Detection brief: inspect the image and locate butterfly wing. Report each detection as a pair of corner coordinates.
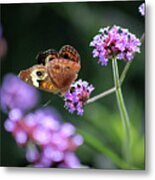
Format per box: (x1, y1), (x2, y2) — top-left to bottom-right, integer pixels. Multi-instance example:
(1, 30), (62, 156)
(19, 64), (59, 93)
(36, 49), (59, 65)
(59, 45), (80, 63)
(47, 58), (81, 95)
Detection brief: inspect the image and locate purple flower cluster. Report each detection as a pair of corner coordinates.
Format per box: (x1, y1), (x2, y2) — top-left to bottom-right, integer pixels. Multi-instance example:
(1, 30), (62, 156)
(1, 74), (83, 168)
(139, 3), (145, 16)
(0, 74), (39, 112)
(64, 79), (94, 115)
(90, 25), (141, 66)
(4, 108), (83, 168)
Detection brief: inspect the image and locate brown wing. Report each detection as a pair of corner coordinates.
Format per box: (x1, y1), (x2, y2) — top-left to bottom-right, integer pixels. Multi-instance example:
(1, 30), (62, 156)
(36, 49), (59, 65)
(46, 58), (81, 95)
(19, 64), (59, 94)
(59, 45), (80, 63)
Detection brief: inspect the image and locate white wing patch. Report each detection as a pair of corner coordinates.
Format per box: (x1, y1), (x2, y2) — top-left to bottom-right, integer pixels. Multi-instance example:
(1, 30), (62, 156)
(30, 71), (40, 87)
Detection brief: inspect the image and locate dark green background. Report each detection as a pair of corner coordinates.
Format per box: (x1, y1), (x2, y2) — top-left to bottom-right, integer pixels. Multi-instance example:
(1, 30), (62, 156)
(1, 1), (145, 169)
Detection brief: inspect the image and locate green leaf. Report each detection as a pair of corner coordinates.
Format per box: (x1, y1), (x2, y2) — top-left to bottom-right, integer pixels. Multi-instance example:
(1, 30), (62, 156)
(77, 129), (137, 169)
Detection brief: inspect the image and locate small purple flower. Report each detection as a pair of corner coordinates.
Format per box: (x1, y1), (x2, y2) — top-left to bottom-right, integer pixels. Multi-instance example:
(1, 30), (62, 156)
(90, 25), (141, 66)
(64, 79), (94, 115)
(139, 3), (145, 16)
(4, 107), (83, 168)
(0, 74), (39, 112)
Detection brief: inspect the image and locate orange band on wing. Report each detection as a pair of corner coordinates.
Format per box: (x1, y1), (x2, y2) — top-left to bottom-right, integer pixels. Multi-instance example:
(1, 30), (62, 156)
(40, 81), (59, 93)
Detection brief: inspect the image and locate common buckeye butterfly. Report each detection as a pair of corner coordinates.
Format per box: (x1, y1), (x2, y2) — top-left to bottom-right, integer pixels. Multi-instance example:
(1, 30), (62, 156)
(18, 45), (81, 96)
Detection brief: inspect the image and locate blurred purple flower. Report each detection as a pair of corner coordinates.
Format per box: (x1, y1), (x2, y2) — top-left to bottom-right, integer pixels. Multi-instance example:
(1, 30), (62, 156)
(4, 107), (83, 168)
(0, 74), (39, 112)
(90, 25), (141, 66)
(64, 152), (81, 168)
(26, 144), (40, 162)
(139, 3), (145, 16)
(64, 79), (94, 115)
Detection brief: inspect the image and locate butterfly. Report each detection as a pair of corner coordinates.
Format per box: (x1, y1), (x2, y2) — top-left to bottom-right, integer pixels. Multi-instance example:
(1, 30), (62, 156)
(18, 45), (81, 96)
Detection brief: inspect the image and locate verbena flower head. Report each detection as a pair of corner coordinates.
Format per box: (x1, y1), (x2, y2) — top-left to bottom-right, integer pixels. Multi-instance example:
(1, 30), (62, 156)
(0, 74), (39, 112)
(139, 3), (145, 16)
(90, 25), (141, 66)
(64, 79), (94, 115)
(4, 107), (83, 168)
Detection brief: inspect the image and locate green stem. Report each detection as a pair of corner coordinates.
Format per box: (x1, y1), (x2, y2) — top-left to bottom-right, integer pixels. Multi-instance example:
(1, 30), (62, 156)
(120, 61), (132, 85)
(112, 57), (131, 162)
(87, 87), (116, 104)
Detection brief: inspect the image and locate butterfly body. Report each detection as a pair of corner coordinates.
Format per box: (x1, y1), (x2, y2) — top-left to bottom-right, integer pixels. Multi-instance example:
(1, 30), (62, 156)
(19, 45), (81, 96)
